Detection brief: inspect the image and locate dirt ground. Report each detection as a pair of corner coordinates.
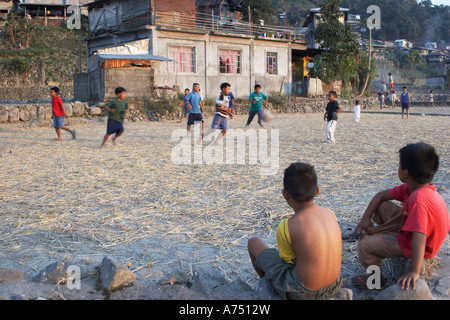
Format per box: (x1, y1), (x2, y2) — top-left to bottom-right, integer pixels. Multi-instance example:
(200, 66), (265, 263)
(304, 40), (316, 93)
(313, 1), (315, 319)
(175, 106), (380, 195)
(0, 108), (449, 298)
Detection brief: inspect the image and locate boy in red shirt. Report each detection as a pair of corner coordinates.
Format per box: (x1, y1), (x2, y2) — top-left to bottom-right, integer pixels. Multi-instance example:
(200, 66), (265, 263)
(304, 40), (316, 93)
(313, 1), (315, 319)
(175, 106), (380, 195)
(50, 87), (76, 141)
(353, 142), (449, 290)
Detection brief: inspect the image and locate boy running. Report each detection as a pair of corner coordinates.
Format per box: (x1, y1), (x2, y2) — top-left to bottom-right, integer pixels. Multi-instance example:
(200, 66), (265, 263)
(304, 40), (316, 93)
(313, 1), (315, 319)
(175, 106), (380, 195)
(50, 87), (76, 141)
(246, 85), (268, 127)
(100, 87), (129, 147)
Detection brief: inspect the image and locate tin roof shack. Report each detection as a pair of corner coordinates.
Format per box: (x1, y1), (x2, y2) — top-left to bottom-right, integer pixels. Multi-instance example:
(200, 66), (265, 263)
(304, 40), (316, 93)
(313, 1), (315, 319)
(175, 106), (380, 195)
(18, 0), (90, 26)
(0, 0), (17, 18)
(81, 0), (308, 102)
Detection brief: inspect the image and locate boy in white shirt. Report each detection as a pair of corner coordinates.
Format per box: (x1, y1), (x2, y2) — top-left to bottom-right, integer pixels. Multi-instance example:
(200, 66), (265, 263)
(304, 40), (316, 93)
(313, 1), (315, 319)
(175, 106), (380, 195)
(353, 100), (361, 123)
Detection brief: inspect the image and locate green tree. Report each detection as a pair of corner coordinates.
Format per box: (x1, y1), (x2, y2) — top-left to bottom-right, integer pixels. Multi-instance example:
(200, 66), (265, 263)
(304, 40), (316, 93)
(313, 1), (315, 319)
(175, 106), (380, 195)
(312, 0), (361, 86)
(242, 0), (277, 25)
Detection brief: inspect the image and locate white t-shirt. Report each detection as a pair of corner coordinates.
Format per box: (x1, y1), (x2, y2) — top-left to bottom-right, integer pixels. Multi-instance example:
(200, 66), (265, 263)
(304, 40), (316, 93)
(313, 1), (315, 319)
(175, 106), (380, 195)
(215, 94), (230, 118)
(354, 105), (361, 113)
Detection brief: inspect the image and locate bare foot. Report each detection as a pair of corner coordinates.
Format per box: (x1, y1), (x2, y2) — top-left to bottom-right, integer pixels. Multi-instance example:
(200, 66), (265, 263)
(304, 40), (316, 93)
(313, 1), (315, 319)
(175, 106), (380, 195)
(54, 138), (62, 141)
(112, 138), (118, 146)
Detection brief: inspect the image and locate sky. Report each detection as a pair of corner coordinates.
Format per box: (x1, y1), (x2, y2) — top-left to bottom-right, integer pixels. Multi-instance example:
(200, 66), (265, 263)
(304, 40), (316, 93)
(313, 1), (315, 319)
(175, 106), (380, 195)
(430, 0), (450, 5)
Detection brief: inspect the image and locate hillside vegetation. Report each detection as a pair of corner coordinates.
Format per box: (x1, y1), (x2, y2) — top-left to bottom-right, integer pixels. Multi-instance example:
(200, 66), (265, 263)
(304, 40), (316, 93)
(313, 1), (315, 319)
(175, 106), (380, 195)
(0, 15), (87, 87)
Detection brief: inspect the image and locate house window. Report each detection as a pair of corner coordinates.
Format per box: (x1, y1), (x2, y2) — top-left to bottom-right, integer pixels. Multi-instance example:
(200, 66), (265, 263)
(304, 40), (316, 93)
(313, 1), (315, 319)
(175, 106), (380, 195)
(219, 49), (241, 74)
(169, 46), (196, 73)
(266, 52), (278, 75)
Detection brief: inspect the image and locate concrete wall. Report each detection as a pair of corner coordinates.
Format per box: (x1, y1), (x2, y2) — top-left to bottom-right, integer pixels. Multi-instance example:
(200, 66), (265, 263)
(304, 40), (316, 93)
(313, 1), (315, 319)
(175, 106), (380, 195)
(103, 67), (155, 101)
(426, 76), (446, 89)
(151, 28), (293, 99)
(73, 73), (89, 102)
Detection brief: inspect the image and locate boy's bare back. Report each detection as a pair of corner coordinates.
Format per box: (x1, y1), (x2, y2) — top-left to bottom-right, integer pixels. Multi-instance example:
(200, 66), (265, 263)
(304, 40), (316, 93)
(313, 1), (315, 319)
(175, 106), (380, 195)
(289, 204), (342, 290)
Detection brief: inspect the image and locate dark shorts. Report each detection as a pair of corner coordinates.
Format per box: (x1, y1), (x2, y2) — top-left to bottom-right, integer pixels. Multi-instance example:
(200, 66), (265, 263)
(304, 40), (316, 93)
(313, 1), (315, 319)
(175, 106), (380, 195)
(53, 116), (65, 129)
(106, 118), (124, 135)
(256, 248), (342, 300)
(187, 113), (203, 125)
(401, 103), (409, 110)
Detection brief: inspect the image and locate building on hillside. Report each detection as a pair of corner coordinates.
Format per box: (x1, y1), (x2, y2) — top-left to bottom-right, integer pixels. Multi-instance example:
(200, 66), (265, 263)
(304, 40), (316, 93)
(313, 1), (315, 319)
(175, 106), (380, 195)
(394, 39), (413, 50)
(77, 0), (311, 102)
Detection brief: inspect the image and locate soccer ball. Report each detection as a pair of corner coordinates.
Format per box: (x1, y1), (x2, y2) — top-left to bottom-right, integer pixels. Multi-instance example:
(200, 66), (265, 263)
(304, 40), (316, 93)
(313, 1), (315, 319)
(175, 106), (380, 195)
(261, 110), (273, 122)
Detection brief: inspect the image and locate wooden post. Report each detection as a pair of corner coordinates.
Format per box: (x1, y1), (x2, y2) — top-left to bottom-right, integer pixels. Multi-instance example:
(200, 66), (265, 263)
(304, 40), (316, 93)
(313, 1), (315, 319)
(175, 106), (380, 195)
(360, 27), (372, 96)
(44, 6), (47, 26)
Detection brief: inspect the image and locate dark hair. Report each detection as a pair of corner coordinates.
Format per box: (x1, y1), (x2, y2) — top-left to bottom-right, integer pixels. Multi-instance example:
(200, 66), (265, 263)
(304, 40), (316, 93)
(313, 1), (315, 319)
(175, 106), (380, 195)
(115, 87), (126, 95)
(403, 86), (407, 89)
(329, 91), (337, 97)
(399, 142), (439, 184)
(355, 100), (360, 105)
(283, 163), (318, 203)
(220, 82), (231, 90)
(50, 86), (60, 94)
(254, 84), (261, 90)
(185, 88), (190, 92)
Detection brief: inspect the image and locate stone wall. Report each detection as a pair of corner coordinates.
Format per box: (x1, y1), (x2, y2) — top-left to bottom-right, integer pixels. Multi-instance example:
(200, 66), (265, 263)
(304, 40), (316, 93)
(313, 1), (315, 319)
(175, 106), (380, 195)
(0, 101), (90, 123)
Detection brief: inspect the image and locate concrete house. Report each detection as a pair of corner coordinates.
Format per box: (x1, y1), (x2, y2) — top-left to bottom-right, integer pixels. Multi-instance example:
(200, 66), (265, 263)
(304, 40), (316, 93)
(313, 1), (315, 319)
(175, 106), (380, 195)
(77, 0), (309, 102)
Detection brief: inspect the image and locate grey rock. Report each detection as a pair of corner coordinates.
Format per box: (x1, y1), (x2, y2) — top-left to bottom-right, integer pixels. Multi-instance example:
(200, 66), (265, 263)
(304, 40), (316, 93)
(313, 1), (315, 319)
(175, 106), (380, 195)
(63, 103), (73, 117)
(19, 108), (31, 122)
(88, 107), (102, 115)
(254, 277), (284, 300)
(8, 107), (19, 122)
(37, 106), (52, 120)
(434, 277), (450, 297)
(374, 278), (432, 300)
(98, 256), (136, 292)
(0, 109), (8, 123)
(32, 262), (67, 284)
(72, 101), (86, 117)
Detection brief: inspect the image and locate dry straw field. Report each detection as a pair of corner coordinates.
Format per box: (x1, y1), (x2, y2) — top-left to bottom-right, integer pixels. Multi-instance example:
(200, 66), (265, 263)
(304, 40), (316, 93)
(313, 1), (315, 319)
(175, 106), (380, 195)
(0, 110), (449, 285)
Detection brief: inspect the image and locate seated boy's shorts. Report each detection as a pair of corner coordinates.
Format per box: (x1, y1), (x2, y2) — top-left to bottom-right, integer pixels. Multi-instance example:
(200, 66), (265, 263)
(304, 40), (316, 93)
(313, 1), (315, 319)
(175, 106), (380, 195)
(53, 116), (65, 129)
(106, 118), (125, 135)
(187, 113), (204, 125)
(256, 248), (342, 300)
(211, 114), (228, 130)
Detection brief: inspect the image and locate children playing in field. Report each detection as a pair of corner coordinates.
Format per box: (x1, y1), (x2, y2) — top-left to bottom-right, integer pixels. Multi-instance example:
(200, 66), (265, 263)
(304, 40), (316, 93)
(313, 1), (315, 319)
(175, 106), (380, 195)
(50, 87), (76, 141)
(100, 87), (129, 148)
(248, 162), (343, 300)
(197, 82), (234, 145)
(353, 100), (361, 123)
(246, 84), (268, 127)
(178, 88), (190, 123)
(353, 142), (449, 290)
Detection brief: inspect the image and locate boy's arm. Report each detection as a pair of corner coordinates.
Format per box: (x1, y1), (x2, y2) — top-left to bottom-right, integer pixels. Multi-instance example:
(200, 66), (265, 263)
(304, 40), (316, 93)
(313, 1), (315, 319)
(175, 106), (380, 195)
(355, 189), (392, 235)
(336, 105), (342, 114)
(397, 232), (426, 290)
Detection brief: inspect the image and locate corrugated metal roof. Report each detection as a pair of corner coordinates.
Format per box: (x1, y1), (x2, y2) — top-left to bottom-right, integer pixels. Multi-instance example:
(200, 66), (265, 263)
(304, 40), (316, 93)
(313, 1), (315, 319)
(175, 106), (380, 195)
(97, 54), (173, 62)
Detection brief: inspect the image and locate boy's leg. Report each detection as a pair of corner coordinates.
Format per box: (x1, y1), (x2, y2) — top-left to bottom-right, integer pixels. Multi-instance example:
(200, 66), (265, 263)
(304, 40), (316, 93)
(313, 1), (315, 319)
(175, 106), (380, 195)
(54, 127), (62, 141)
(248, 237), (270, 278)
(256, 109), (264, 127)
(246, 111), (257, 126)
(112, 130), (124, 146)
(327, 120), (336, 143)
(357, 232), (405, 269)
(101, 134), (111, 147)
(61, 126), (76, 140)
(213, 129), (227, 144)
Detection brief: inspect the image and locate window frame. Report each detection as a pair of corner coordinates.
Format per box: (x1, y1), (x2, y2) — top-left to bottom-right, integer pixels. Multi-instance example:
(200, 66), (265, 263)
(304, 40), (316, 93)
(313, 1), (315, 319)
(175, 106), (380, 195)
(168, 45), (196, 74)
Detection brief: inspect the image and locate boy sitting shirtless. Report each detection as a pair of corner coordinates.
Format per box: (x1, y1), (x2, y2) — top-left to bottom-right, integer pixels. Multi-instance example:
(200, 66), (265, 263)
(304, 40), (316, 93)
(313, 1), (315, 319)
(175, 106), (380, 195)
(248, 162), (343, 300)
